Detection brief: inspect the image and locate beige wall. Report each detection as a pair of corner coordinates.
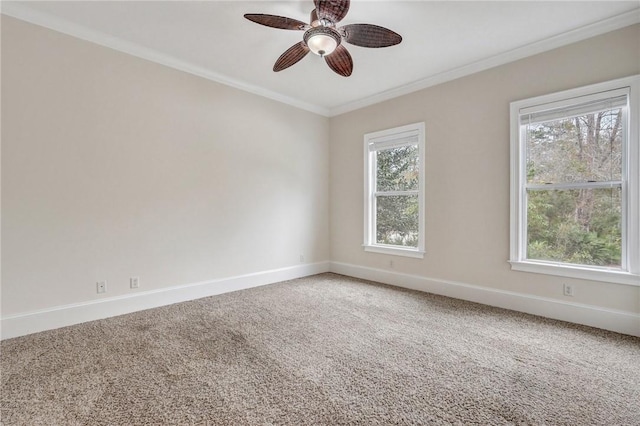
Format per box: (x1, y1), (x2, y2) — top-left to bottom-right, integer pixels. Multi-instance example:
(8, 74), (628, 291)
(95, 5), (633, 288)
(330, 24), (640, 314)
(1, 16), (330, 315)
(2, 15), (639, 324)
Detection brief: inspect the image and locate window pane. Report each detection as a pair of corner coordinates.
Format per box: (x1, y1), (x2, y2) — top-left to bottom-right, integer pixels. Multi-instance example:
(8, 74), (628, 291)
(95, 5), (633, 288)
(527, 188), (621, 267)
(376, 145), (419, 191)
(376, 195), (418, 247)
(526, 107), (622, 184)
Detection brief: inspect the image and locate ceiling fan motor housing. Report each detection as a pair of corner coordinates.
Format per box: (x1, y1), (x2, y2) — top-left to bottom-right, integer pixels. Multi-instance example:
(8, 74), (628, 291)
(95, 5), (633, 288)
(303, 26), (341, 56)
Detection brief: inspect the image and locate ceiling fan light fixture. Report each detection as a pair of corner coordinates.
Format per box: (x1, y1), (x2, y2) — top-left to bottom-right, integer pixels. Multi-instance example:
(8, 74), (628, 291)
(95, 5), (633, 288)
(245, 0), (401, 77)
(304, 26), (340, 57)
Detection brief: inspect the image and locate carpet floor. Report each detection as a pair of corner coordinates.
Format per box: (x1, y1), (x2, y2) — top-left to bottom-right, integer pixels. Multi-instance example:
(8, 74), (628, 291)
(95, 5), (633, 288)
(1, 273), (639, 425)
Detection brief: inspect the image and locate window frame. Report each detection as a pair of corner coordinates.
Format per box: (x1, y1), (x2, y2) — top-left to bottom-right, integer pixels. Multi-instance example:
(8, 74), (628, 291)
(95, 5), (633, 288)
(509, 75), (639, 286)
(363, 122), (425, 258)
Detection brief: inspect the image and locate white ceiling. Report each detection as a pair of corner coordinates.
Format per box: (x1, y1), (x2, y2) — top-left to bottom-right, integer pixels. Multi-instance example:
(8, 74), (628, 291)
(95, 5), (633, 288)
(3, 1), (639, 116)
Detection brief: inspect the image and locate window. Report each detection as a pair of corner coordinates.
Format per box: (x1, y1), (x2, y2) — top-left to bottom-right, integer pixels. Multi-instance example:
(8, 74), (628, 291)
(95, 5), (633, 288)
(510, 76), (639, 285)
(364, 122), (425, 258)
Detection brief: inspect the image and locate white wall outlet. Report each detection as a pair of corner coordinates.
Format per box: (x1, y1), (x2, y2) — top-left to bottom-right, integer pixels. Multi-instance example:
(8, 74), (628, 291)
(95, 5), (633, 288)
(299, 254), (304, 263)
(389, 259), (394, 268)
(130, 277), (140, 289)
(563, 283), (574, 297)
(96, 281), (107, 294)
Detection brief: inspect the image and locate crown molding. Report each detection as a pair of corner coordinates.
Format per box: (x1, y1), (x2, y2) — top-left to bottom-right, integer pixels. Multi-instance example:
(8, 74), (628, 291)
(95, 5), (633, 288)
(0, 2), (331, 117)
(2, 3), (638, 118)
(328, 8), (640, 117)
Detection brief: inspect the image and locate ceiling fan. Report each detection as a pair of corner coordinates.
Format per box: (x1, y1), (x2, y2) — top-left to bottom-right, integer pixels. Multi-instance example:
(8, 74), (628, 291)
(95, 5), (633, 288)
(244, 0), (402, 77)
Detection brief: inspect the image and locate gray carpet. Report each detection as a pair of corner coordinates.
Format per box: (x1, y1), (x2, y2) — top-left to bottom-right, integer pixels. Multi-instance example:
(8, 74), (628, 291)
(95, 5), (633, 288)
(1, 273), (639, 425)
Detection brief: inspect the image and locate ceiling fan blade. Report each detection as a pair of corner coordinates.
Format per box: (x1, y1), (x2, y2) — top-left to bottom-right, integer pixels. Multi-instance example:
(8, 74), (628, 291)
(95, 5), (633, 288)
(244, 14), (309, 30)
(341, 24), (402, 48)
(314, 0), (350, 23)
(325, 44), (352, 77)
(273, 42), (311, 72)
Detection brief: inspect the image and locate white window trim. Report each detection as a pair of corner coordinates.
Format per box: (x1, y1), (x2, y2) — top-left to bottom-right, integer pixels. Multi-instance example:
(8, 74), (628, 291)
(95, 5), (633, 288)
(363, 122), (425, 258)
(509, 75), (640, 286)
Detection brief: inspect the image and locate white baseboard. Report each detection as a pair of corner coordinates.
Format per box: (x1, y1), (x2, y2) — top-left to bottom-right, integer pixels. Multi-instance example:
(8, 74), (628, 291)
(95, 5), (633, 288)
(1, 262), (330, 340)
(4, 261), (637, 340)
(330, 262), (640, 337)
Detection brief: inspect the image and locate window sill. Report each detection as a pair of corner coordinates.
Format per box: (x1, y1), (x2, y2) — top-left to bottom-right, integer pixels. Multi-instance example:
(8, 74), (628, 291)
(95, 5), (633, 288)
(509, 260), (640, 286)
(363, 244), (425, 259)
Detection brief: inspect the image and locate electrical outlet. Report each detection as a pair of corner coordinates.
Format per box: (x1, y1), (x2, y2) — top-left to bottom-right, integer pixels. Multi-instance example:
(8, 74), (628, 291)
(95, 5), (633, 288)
(389, 260), (394, 268)
(299, 254), (304, 263)
(563, 283), (574, 297)
(130, 277), (140, 289)
(97, 281), (107, 294)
